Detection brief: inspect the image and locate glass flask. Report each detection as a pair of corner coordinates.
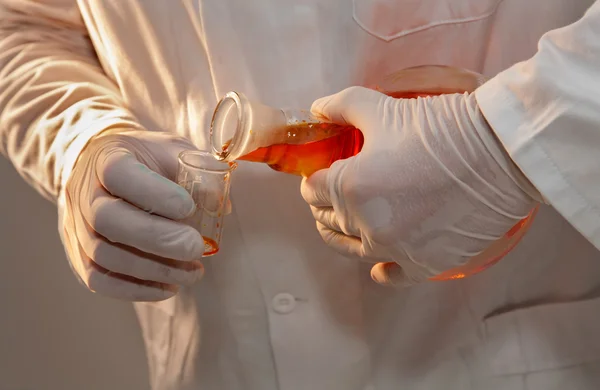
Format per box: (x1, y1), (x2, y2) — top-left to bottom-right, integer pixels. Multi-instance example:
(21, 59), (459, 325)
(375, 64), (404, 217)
(209, 65), (539, 280)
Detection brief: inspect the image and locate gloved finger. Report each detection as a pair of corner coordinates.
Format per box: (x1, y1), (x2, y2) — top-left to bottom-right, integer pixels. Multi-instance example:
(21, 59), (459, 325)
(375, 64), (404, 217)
(310, 205), (346, 235)
(89, 262), (180, 302)
(75, 212), (204, 286)
(370, 262), (429, 287)
(301, 170), (332, 207)
(310, 86), (386, 130)
(95, 242), (205, 287)
(316, 222), (380, 264)
(72, 238), (178, 302)
(315, 221), (368, 260)
(83, 190), (205, 262)
(97, 147), (196, 221)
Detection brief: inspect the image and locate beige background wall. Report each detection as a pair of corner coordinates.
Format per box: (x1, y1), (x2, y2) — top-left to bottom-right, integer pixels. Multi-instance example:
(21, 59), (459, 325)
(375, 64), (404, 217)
(0, 157), (149, 389)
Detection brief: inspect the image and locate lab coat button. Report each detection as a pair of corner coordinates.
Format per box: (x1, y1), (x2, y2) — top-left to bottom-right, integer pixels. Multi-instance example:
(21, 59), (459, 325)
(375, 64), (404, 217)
(271, 293), (296, 314)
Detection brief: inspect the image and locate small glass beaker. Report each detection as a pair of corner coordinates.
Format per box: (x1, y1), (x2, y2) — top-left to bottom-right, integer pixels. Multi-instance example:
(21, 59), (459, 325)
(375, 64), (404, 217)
(177, 151), (237, 256)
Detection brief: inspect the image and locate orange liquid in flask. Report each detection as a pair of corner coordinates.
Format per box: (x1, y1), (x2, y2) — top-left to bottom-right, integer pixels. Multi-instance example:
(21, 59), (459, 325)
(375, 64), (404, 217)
(235, 91), (435, 177)
(238, 123), (363, 177)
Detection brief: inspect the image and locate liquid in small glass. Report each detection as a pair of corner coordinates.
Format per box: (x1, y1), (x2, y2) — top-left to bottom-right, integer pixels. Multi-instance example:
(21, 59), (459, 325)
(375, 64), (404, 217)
(177, 151), (237, 257)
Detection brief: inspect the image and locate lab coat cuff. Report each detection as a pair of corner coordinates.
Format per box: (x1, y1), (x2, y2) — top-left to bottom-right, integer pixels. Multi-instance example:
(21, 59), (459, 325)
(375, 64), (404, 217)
(475, 76), (600, 246)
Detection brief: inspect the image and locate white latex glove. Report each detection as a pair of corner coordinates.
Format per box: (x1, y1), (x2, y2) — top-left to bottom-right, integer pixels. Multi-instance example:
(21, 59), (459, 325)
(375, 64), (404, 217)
(60, 128), (227, 301)
(301, 87), (541, 287)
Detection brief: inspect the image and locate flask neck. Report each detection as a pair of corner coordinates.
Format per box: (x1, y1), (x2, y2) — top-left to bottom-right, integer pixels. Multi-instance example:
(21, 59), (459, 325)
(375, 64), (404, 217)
(210, 91), (320, 161)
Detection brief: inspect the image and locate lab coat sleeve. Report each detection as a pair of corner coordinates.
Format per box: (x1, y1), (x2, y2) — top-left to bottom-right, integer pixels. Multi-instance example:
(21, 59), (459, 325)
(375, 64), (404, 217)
(0, 0), (141, 202)
(475, 0), (600, 249)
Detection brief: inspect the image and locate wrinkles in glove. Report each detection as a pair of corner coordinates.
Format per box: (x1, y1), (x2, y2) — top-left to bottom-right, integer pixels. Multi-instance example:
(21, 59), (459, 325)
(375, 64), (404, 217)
(301, 87), (541, 287)
(60, 129), (229, 301)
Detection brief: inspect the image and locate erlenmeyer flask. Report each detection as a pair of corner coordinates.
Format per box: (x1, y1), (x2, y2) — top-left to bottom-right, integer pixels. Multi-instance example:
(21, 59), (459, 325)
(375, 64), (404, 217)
(209, 65), (539, 281)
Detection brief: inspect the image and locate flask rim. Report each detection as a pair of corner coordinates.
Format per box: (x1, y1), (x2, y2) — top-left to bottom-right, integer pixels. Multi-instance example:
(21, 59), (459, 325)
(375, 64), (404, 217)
(373, 64), (487, 95)
(210, 91), (245, 161)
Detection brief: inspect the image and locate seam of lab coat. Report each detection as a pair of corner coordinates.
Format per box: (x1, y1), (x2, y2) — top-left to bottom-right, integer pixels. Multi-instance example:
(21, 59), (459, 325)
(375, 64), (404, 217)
(228, 220), (283, 390)
(352, 0), (505, 42)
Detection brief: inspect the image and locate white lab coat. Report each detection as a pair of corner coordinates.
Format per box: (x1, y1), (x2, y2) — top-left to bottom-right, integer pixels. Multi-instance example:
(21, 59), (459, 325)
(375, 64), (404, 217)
(2, 0), (600, 389)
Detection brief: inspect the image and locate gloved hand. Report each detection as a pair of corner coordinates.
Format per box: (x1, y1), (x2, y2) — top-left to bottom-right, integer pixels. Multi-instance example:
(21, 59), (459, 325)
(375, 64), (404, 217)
(60, 128), (221, 301)
(301, 87), (542, 287)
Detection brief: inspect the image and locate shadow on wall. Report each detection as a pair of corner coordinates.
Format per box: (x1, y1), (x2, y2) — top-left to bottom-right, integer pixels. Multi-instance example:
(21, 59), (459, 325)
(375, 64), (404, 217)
(0, 157), (149, 390)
